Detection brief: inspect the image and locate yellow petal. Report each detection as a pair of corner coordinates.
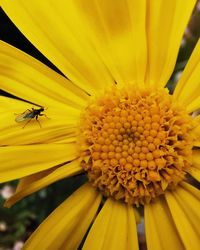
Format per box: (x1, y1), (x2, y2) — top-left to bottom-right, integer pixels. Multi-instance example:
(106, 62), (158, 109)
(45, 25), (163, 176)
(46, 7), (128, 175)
(127, 206), (140, 250)
(50, 137), (77, 145)
(145, 197), (184, 250)
(193, 141), (200, 147)
(1, 1), (114, 95)
(191, 115), (200, 145)
(186, 166), (200, 182)
(4, 159), (83, 208)
(180, 181), (200, 200)
(0, 41), (88, 108)
(73, 0), (147, 88)
(186, 149), (200, 181)
(146, 0), (195, 88)
(191, 149), (200, 168)
(0, 95), (30, 110)
(0, 97), (78, 146)
(83, 199), (139, 250)
(186, 97), (200, 113)
(165, 187), (200, 250)
(23, 183), (102, 250)
(1, 119), (77, 145)
(174, 182), (200, 238)
(0, 143), (78, 182)
(174, 39), (200, 112)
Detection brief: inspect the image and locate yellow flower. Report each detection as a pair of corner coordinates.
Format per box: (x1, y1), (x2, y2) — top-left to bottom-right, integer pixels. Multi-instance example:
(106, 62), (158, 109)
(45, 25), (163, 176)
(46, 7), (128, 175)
(0, 0), (200, 249)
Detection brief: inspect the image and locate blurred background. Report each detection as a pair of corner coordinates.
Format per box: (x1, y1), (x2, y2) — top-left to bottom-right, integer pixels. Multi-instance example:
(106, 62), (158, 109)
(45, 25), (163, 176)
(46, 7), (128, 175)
(1, 2), (200, 250)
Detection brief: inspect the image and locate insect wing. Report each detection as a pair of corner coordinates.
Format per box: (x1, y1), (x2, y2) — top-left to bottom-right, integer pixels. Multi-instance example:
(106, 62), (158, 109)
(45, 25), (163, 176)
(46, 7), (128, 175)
(15, 110), (32, 122)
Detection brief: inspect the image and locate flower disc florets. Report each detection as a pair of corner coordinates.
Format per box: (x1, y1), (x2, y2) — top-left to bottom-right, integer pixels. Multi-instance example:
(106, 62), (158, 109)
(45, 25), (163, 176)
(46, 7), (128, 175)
(80, 86), (194, 206)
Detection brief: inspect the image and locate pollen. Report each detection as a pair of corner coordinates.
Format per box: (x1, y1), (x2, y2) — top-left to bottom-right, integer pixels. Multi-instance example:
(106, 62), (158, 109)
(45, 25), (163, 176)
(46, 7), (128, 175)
(79, 87), (195, 206)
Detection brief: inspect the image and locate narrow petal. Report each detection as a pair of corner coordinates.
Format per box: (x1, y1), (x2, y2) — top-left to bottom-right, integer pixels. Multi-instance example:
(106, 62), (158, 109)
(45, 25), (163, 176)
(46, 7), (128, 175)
(0, 41), (88, 108)
(185, 97), (200, 113)
(73, 0), (147, 87)
(4, 160), (83, 208)
(1, 1), (114, 95)
(186, 149), (200, 182)
(23, 183), (102, 250)
(191, 149), (200, 168)
(186, 166), (200, 182)
(83, 199), (139, 250)
(0, 95), (30, 110)
(126, 206), (140, 250)
(180, 181), (200, 200)
(174, 182), (200, 238)
(174, 39), (200, 112)
(146, 0), (195, 88)
(191, 115), (200, 146)
(193, 142), (200, 147)
(165, 187), (200, 250)
(0, 96), (78, 146)
(0, 143), (78, 182)
(50, 137), (77, 145)
(145, 197), (184, 250)
(1, 119), (77, 146)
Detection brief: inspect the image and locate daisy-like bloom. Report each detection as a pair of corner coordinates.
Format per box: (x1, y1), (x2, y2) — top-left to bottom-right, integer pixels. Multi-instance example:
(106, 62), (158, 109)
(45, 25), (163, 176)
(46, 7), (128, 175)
(1, 0), (200, 249)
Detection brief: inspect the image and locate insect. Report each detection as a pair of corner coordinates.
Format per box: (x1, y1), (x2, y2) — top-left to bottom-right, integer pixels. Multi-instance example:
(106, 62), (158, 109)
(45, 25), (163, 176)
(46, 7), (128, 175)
(15, 107), (46, 128)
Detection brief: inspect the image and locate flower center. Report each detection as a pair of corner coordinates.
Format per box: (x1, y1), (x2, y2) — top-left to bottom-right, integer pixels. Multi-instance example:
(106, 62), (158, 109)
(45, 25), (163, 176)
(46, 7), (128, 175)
(79, 86), (194, 206)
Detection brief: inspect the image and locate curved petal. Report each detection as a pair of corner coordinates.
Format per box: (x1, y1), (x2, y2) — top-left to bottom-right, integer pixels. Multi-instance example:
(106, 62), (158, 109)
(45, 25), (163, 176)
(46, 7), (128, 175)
(0, 143), (78, 182)
(186, 166), (200, 182)
(0, 41), (88, 108)
(4, 159), (83, 208)
(191, 115), (200, 146)
(193, 142), (200, 147)
(23, 183), (102, 250)
(146, 0), (195, 88)
(174, 182), (200, 238)
(83, 199), (139, 250)
(192, 149), (200, 167)
(180, 181), (200, 199)
(145, 197), (184, 250)
(174, 39), (200, 111)
(186, 97), (200, 113)
(73, 0), (147, 88)
(1, 1), (114, 95)
(0, 95), (29, 110)
(186, 150), (200, 181)
(0, 96), (78, 146)
(1, 118), (77, 146)
(165, 185), (200, 250)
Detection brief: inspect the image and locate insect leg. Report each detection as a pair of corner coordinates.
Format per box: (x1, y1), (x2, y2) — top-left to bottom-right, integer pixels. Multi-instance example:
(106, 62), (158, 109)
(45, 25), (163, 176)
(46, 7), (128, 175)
(22, 119), (32, 129)
(39, 113), (50, 119)
(35, 115), (42, 128)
